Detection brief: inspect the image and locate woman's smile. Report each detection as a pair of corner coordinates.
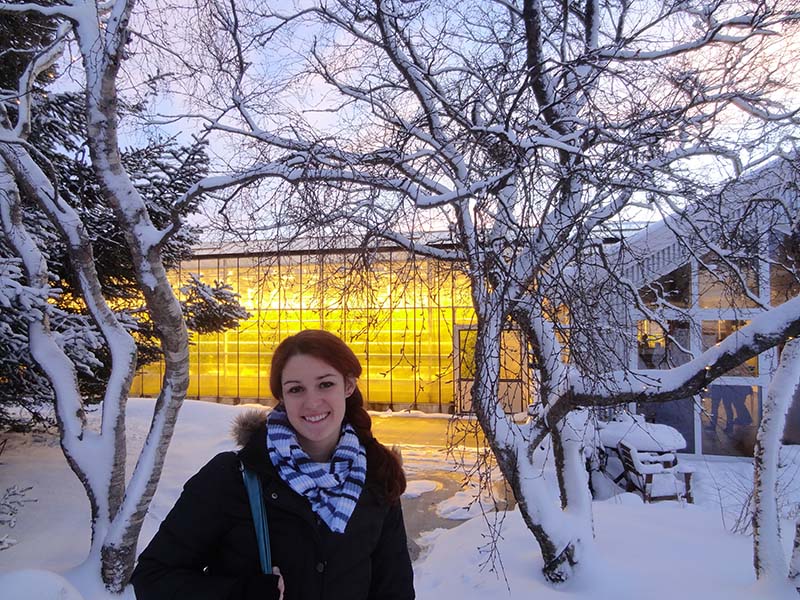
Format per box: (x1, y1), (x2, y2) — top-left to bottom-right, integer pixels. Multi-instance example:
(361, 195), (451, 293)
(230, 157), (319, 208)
(303, 412), (331, 423)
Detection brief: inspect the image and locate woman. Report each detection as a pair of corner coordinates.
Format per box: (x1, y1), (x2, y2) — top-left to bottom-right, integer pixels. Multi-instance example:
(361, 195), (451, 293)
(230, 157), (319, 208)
(131, 330), (414, 600)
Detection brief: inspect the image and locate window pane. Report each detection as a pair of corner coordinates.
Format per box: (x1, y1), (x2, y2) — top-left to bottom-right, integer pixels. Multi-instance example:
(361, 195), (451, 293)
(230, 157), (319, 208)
(698, 255), (758, 309)
(637, 320), (690, 369)
(784, 381), (800, 444)
(458, 328), (523, 382)
(458, 329), (476, 381)
(500, 330), (523, 380)
(638, 397), (695, 454)
(701, 384), (760, 456)
(770, 235), (800, 306)
(639, 263), (692, 308)
(701, 320), (758, 376)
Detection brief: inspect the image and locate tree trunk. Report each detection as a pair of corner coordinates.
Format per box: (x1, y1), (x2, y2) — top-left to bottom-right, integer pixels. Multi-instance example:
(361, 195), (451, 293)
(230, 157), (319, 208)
(753, 338), (800, 581)
(469, 295), (582, 583)
(61, 4), (192, 591)
(790, 521), (800, 587)
(510, 454), (581, 584)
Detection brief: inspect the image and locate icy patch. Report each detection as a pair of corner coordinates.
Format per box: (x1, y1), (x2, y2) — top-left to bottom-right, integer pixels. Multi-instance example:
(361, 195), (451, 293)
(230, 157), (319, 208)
(436, 487), (496, 520)
(403, 480), (441, 498)
(0, 569), (84, 600)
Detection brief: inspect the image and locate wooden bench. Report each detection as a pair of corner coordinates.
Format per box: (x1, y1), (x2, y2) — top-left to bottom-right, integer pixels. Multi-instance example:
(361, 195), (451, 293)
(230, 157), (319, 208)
(617, 441), (694, 503)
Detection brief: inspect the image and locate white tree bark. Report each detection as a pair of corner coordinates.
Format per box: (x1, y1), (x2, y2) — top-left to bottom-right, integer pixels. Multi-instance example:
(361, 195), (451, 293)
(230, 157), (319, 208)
(753, 338), (800, 582)
(0, 0), (191, 591)
(68, 4), (192, 586)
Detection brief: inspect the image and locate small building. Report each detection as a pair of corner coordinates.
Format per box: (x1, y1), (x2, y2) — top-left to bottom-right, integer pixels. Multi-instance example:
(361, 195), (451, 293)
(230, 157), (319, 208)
(621, 154), (800, 457)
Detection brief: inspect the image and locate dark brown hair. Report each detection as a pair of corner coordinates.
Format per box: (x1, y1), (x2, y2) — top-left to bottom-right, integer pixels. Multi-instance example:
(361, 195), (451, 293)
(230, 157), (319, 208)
(269, 329), (406, 504)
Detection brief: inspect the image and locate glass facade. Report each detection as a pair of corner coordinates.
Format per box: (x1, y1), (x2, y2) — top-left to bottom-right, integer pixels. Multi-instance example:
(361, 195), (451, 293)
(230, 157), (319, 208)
(131, 248), (519, 413)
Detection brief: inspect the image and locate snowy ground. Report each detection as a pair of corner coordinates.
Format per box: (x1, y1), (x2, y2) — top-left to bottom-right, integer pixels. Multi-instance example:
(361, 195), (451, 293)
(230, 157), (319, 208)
(1, 398), (799, 599)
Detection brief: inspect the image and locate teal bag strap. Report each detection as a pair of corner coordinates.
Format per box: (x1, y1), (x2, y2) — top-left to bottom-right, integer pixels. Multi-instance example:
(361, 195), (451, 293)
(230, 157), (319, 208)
(240, 462), (272, 573)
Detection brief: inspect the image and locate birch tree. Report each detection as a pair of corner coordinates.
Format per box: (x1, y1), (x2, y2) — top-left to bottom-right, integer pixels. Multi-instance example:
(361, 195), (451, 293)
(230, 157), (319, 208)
(0, 1), (194, 591)
(184, 0), (800, 583)
(753, 338), (800, 585)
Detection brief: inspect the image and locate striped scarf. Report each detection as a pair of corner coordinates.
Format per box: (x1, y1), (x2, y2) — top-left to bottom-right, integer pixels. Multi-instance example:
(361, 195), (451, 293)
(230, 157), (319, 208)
(266, 406), (366, 534)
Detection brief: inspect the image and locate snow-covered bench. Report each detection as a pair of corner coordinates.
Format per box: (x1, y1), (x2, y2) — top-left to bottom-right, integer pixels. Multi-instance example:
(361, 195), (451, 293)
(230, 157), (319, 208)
(617, 441), (694, 503)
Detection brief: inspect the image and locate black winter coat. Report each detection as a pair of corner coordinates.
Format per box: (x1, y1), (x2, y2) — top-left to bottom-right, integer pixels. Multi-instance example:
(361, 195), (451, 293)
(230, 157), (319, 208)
(131, 417), (415, 600)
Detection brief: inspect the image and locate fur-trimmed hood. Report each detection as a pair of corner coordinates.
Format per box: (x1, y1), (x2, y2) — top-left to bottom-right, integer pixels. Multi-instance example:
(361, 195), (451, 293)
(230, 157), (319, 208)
(231, 408), (269, 447)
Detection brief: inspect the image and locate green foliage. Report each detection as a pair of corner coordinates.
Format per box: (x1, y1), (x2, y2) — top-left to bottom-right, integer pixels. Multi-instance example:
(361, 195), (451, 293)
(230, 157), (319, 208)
(181, 273), (251, 335)
(0, 260), (103, 431)
(0, 3), (58, 91)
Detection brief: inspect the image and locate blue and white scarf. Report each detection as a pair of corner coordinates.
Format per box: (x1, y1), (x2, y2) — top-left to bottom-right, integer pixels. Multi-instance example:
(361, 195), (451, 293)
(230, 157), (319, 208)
(266, 406), (366, 534)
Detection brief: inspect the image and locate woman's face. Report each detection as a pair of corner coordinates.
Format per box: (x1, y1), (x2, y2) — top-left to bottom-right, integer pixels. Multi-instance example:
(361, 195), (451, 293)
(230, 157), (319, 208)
(280, 353), (355, 462)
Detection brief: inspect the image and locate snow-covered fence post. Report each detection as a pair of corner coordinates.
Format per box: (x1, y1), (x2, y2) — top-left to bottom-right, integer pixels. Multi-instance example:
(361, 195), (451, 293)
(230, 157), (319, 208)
(753, 338), (800, 582)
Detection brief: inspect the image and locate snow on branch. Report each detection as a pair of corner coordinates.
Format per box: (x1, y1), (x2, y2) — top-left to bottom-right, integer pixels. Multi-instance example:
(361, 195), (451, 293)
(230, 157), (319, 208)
(569, 294), (800, 406)
(599, 13), (778, 62)
(14, 21), (71, 139)
(0, 2), (78, 19)
(365, 229), (465, 262)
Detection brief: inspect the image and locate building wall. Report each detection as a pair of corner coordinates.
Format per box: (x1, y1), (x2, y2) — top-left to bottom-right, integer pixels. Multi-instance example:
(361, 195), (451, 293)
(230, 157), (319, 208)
(633, 244), (800, 457)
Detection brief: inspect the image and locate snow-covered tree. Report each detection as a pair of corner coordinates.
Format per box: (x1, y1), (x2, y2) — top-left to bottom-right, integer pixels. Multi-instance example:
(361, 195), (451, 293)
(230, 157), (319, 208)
(182, 0), (800, 584)
(0, 63), (252, 429)
(2, 95), (190, 407)
(0, 0), (216, 592)
(0, 256), (104, 430)
(181, 272), (251, 335)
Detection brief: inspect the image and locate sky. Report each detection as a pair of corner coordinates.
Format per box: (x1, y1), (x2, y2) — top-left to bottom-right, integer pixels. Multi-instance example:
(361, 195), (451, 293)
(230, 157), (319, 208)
(39, 0), (799, 245)
(1, 398), (799, 600)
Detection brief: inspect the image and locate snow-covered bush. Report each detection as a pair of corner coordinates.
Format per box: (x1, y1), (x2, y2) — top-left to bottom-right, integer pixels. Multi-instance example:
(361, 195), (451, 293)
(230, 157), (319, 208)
(181, 273), (251, 335)
(0, 259), (102, 431)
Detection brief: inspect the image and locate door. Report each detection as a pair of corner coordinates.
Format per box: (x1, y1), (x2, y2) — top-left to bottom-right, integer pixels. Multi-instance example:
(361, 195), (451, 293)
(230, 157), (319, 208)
(455, 326), (529, 414)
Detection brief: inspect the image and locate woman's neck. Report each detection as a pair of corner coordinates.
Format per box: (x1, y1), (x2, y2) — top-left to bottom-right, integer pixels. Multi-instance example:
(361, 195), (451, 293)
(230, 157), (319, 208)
(298, 436), (335, 462)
